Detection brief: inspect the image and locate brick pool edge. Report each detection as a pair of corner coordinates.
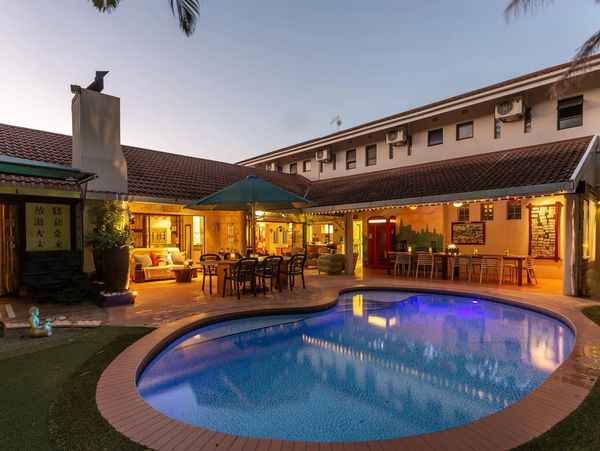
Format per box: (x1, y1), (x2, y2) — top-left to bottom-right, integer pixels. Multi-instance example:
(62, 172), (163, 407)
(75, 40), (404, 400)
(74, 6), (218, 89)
(96, 286), (600, 450)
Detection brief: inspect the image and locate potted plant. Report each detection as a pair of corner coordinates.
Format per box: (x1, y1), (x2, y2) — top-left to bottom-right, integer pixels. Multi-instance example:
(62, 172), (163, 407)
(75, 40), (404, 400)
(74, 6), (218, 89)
(86, 201), (134, 292)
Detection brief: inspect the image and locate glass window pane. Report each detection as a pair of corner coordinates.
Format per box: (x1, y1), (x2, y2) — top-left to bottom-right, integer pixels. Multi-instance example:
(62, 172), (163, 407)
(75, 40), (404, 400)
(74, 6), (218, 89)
(428, 128), (443, 146)
(456, 122), (473, 140)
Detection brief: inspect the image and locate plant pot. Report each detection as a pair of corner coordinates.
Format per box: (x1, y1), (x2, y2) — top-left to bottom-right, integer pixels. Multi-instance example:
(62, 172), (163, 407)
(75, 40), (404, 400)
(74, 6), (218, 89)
(93, 253), (104, 281)
(102, 247), (130, 292)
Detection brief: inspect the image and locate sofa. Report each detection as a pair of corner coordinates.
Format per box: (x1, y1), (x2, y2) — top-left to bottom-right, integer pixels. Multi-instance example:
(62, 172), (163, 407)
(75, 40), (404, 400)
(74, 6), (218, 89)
(130, 247), (188, 282)
(317, 253), (359, 275)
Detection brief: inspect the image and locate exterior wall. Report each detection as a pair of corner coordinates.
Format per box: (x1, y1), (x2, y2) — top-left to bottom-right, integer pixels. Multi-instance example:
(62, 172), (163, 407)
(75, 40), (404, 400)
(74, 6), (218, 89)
(261, 78), (600, 181)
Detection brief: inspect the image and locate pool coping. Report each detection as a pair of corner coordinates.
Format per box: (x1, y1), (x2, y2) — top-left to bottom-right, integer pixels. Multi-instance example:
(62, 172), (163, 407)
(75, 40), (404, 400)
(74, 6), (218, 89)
(96, 286), (600, 450)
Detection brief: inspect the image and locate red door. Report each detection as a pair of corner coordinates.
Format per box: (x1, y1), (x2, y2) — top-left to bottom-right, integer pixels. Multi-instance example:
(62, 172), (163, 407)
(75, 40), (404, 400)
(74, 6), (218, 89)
(367, 217), (387, 268)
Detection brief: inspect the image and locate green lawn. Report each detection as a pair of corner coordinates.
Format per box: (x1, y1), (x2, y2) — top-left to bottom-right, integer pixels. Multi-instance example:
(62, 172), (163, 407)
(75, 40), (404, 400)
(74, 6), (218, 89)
(0, 308), (599, 450)
(0, 326), (151, 450)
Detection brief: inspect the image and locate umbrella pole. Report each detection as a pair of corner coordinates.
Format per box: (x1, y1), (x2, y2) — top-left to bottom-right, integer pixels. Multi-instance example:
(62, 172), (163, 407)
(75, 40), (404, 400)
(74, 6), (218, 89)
(250, 203), (256, 252)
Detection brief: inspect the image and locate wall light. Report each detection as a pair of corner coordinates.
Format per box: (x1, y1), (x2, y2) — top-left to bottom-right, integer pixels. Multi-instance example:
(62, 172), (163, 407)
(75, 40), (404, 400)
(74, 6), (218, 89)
(452, 202), (463, 208)
(409, 206), (417, 210)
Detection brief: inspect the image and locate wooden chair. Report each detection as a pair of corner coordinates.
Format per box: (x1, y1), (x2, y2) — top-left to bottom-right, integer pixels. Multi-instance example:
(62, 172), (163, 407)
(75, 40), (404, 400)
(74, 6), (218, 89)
(256, 256), (283, 294)
(479, 256), (504, 285)
(415, 253), (434, 279)
(452, 256), (472, 281)
(281, 254), (307, 290)
(199, 253), (220, 294)
(222, 258), (258, 299)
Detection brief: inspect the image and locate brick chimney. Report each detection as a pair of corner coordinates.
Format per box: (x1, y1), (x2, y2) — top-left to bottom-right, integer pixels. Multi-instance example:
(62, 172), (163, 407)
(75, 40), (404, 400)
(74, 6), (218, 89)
(71, 72), (127, 195)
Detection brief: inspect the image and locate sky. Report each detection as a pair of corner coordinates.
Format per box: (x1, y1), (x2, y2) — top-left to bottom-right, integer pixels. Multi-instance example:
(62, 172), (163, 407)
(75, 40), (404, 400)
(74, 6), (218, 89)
(0, 1), (599, 163)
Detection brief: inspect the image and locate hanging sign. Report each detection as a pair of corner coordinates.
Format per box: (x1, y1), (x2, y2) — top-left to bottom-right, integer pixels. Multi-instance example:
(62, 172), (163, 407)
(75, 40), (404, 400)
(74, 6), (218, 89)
(25, 203), (71, 251)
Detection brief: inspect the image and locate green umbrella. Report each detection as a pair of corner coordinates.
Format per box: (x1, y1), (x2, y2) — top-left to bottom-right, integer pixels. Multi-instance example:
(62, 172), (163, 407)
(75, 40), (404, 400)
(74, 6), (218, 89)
(185, 175), (314, 249)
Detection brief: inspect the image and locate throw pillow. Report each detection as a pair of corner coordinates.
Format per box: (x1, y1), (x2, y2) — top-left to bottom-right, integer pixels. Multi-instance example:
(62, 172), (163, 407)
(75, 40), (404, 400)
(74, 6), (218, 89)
(170, 250), (186, 264)
(157, 253), (173, 265)
(150, 252), (159, 266)
(133, 253), (153, 268)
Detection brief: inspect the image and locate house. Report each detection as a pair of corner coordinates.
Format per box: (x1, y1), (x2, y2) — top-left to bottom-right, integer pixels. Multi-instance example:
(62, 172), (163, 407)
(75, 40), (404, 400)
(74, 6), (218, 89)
(1, 58), (599, 296)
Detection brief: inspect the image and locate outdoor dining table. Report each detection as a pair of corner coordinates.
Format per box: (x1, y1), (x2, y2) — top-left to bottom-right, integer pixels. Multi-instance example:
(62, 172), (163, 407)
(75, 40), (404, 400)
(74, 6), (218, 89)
(387, 252), (529, 286)
(200, 256), (291, 296)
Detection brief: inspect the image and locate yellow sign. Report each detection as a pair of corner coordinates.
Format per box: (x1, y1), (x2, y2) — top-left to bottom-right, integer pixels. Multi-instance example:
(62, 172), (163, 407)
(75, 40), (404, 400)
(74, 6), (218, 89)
(25, 203), (71, 251)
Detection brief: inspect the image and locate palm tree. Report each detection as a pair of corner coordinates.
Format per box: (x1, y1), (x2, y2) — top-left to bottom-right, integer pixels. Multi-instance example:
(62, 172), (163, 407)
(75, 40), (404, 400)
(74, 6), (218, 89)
(89, 0), (200, 36)
(505, 0), (600, 94)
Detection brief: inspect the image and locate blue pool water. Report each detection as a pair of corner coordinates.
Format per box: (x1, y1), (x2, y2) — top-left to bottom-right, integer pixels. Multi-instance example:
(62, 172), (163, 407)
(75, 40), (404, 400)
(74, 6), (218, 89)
(137, 291), (575, 442)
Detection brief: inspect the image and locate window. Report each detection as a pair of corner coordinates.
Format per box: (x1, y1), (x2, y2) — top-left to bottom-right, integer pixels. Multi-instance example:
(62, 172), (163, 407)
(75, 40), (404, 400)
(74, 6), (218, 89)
(388, 143), (394, 159)
(366, 145), (377, 166)
(457, 205), (469, 221)
(346, 149), (356, 170)
(428, 128), (443, 146)
(557, 95), (583, 130)
(332, 152), (336, 170)
(507, 200), (522, 220)
(303, 160), (311, 172)
(289, 163), (297, 174)
(456, 121), (474, 140)
(494, 119), (501, 139)
(481, 203), (494, 221)
(524, 107), (532, 133)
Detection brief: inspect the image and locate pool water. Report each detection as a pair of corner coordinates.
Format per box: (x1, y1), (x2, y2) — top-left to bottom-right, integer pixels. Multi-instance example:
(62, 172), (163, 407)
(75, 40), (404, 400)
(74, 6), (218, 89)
(137, 291), (574, 442)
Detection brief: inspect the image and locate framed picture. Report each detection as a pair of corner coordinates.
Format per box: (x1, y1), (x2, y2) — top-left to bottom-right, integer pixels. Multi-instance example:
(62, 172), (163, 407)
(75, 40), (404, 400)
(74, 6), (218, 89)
(451, 221), (485, 245)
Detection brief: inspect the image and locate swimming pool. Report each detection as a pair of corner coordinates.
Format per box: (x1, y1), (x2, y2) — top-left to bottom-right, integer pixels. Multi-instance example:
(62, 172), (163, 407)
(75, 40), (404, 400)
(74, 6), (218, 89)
(137, 291), (574, 442)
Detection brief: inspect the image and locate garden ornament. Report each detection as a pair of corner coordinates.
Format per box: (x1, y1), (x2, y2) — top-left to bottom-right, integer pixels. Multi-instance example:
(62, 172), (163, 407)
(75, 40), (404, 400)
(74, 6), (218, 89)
(28, 307), (52, 338)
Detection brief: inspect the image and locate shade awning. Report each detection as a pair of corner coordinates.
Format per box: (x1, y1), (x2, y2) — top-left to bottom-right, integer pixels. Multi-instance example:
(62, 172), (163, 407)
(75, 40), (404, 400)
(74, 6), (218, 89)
(0, 155), (95, 184)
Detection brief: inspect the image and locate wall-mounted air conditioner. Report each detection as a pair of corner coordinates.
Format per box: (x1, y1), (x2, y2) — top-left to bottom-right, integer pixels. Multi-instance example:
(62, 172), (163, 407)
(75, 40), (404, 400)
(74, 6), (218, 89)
(315, 148), (331, 162)
(386, 128), (407, 146)
(495, 96), (524, 122)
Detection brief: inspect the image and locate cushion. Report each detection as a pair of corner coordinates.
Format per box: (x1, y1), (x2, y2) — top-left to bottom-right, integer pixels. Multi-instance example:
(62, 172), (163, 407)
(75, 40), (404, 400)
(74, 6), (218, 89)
(170, 250), (186, 264)
(150, 252), (159, 266)
(157, 253), (173, 265)
(133, 253), (153, 268)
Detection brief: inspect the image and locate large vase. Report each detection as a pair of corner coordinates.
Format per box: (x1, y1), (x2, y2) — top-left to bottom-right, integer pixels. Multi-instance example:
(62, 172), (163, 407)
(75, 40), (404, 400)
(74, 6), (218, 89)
(93, 253), (104, 281)
(102, 247), (130, 292)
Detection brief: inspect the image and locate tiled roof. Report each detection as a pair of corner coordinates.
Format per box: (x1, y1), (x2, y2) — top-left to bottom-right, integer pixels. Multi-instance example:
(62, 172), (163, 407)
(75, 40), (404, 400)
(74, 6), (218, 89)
(304, 136), (594, 208)
(0, 123), (311, 199)
(239, 55), (600, 164)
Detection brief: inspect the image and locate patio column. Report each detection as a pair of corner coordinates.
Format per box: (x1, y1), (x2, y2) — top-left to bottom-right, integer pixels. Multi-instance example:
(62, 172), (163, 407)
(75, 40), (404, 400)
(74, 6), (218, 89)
(344, 212), (354, 275)
(563, 193), (580, 296)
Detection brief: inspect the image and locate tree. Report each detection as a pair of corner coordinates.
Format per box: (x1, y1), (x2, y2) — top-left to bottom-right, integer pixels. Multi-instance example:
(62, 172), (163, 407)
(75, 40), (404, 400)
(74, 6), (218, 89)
(505, 0), (600, 94)
(89, 0), (200, 36)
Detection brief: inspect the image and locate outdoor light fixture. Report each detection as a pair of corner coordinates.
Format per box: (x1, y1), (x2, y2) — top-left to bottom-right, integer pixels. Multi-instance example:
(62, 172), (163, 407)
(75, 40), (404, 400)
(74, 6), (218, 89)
(409, 206), (417, 210)
(255, 210), (265, 217)
(452, 202), (463, 207)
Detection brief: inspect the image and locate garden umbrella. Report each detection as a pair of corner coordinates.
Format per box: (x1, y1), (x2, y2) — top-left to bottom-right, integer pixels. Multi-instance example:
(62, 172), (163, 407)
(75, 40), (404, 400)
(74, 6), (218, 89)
(185, 175), (314, 249)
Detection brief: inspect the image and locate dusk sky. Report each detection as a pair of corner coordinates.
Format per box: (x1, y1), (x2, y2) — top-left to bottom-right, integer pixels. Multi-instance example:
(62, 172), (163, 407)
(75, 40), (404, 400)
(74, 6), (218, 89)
(1, 1), (598, 163)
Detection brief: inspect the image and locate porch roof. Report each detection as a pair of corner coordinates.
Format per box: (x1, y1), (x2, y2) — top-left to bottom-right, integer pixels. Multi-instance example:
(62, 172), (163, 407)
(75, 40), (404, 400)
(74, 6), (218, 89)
(303, 135), (596, 212)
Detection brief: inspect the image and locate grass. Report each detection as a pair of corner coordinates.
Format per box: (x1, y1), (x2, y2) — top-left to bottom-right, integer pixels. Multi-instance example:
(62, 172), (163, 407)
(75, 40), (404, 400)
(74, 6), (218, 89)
(515, 306), (600, 451)
(0, 326), (151, 450)
(1, 308), (599, 450)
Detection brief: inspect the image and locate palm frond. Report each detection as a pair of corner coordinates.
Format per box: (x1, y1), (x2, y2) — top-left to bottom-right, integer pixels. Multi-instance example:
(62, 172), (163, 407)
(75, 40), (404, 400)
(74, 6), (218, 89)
(551, 31), (600, 96)
(89, 0), (121, 13)
(168, 0), (200, 36)
(504, 0), (554, 20)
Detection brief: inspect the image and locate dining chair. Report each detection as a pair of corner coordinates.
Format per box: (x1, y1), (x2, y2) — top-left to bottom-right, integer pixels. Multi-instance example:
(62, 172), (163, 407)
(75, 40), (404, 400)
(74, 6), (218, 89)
(222, 257), (258, 299)
(452, 256), (472, 281)
(394, 253), (411, 276)
(199, 253), (220, 294)
(526, 257), (538, 284)
(256, 255), (283, 294)
(479, 256), (504, 285)
(415, 253), (434, 279)
(281, 254), (307, 290)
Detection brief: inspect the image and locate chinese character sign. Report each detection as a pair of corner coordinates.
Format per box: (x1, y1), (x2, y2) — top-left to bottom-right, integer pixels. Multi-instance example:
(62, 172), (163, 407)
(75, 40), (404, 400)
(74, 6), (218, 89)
(25, 203), (71, 251)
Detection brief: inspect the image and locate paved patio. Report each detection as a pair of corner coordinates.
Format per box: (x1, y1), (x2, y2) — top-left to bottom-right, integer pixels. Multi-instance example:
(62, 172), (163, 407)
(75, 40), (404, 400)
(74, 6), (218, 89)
(0, 269), (596, 328)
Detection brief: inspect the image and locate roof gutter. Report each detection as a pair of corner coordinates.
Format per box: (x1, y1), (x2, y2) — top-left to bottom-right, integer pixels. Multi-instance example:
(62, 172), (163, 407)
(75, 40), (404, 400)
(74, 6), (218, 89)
(301, 182), (575, 214)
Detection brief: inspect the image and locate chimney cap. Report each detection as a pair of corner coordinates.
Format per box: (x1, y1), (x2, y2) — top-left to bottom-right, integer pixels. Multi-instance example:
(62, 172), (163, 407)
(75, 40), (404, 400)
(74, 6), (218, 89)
(86, 71), (109, 93)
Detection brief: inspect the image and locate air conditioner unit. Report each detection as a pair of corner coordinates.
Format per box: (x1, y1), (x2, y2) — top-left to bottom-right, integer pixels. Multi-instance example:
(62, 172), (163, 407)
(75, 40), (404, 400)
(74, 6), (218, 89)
(315, 148), (331, 162)
(495, 96), (524, 122)
(265, 162), (277, 171)
(386, 128), (407, 146)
